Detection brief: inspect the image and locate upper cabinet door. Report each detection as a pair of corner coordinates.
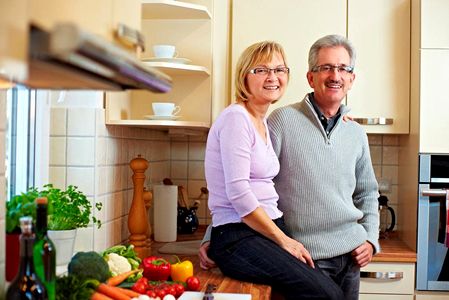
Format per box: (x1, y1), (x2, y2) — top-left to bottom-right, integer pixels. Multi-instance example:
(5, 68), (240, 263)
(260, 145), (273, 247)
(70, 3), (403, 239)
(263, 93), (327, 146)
(0, 0), (28, 84)
(419, 50), (449, 153)
(232, 0), (346, 114)
(347, 0), (410, 134)
(29, 0), (142, 55)
(421, 0), (449, 49)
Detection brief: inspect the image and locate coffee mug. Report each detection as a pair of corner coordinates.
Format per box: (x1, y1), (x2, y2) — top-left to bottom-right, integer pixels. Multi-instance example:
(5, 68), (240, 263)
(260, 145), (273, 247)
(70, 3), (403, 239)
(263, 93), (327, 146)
(153, 45), (178, 58)
(152, 102), (181, 116)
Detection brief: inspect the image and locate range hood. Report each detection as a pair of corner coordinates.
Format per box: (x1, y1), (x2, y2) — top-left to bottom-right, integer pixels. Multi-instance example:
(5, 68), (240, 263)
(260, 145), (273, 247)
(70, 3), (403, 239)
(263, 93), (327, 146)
(22, 23), (172, 92)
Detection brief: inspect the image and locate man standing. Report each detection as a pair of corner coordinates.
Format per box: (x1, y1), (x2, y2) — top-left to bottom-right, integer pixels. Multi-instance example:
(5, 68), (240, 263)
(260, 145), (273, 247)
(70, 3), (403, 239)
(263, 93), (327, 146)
(268, 34), (379, 300)
(199, 35), (379, 300)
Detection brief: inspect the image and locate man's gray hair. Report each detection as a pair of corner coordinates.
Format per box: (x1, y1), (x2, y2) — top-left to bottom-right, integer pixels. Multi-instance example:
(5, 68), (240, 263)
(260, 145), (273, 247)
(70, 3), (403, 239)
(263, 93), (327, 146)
(308, 34), (356, 71)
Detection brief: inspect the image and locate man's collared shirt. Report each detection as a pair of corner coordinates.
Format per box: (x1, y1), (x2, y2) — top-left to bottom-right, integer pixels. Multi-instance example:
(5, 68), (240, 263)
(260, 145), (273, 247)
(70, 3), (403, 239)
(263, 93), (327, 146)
(308, 93), (341, 137)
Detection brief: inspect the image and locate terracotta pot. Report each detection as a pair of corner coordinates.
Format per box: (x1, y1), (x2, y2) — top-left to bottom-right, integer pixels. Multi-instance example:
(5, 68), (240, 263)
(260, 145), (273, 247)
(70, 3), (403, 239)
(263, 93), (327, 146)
(6, 233), (20, 281)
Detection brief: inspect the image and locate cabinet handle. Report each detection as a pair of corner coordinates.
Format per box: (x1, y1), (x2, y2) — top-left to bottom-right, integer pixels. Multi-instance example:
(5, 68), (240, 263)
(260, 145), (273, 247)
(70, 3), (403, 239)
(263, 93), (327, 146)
(115, 23), (145, 52)
(360, 271), (403, 280)
(421, 188), (447, 197)
(353, 117), (393, 125)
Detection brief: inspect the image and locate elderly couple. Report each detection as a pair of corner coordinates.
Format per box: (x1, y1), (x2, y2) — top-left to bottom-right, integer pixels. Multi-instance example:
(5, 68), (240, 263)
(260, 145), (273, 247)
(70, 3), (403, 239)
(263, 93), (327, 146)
(199, 34), (380, 300)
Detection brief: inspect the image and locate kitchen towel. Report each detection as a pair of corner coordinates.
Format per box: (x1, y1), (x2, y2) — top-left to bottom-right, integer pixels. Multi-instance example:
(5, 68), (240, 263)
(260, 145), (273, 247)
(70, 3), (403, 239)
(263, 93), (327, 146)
(153, 184), (178, 242)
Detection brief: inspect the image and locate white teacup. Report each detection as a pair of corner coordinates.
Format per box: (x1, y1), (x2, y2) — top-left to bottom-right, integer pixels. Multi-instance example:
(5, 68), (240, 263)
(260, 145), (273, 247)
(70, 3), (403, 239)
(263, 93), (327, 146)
(152, 102), (181, 116)
(153, 45), (178, 58)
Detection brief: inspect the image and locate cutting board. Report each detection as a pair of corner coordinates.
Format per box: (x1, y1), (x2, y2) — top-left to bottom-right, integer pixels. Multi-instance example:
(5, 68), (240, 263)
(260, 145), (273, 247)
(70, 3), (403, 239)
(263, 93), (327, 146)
(179, 291), (251, 300)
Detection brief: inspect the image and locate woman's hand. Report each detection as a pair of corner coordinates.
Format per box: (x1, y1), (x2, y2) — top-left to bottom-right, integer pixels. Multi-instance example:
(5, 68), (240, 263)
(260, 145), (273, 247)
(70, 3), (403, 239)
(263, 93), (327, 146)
(198, 241), (217, 270)
(281, 236), (315, 268)
(343, 114), (354, 122)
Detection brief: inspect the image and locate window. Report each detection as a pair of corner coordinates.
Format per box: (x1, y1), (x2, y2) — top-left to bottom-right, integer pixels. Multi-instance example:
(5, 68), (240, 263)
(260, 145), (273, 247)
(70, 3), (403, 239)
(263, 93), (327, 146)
(6, 86), (49, 200)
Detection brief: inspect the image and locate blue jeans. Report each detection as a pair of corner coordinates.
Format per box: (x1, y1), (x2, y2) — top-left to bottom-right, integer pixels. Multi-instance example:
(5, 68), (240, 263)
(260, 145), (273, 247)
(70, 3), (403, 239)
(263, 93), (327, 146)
(315, 253), (361, 300)
(209, 218), (344, 300)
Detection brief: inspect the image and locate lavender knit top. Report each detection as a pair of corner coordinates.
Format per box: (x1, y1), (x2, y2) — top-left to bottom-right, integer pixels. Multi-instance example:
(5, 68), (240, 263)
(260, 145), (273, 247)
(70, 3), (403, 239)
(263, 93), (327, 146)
(205, 104), (283, 227)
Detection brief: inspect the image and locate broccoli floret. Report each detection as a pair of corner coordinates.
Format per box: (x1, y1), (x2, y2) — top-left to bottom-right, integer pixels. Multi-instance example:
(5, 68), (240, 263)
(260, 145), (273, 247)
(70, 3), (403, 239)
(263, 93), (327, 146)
(68, 251), (110, 282)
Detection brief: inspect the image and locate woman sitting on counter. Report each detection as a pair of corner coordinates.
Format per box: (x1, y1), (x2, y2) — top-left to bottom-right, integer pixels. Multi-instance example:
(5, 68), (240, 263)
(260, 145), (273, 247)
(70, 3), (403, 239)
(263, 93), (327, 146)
(203, 41), (344, 300)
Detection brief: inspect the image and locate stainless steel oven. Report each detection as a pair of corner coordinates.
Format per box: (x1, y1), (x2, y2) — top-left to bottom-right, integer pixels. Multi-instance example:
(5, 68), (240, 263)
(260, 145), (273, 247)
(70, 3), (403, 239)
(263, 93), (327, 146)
(417, 154), (449, 291)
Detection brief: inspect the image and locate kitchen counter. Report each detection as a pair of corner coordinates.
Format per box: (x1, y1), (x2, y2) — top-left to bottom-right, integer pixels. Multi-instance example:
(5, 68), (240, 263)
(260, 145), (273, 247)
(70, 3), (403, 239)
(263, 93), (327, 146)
(373, 233), (417, 263)
(150, 228), (416, 299)
(151, 226), (271, 299)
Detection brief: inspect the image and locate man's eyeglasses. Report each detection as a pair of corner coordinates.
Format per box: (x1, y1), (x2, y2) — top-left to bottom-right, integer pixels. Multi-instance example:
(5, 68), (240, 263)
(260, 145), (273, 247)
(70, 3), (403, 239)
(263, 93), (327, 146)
(249, 67), (290, 76)
(311, 64), (354, 75)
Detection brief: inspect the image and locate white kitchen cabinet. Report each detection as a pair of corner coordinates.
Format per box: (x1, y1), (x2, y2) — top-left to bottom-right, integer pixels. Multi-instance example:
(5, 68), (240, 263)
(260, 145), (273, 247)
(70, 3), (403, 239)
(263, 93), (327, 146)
(231, 0), (346, 115)
(421, 0), (449, 49)
(105, 0), (230, 133)
(347, 0), (410, 134)
(359, 262), (415, 299)
(419, 50), (449, 153)
(0, 0), (28, 85)
(28, 0), (142, 55)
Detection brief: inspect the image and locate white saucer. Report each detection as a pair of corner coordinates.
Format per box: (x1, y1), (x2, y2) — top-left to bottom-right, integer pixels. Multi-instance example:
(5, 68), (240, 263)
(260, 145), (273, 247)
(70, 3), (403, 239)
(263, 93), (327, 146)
(142, 57), (192, 64)
(144, 115), (181, 120)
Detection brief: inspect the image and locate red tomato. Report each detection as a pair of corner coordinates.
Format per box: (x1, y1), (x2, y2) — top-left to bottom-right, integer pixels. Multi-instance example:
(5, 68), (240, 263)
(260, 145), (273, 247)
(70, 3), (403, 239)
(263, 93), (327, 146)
(167, 286), (177, 296)
(156, 288), (167, 299)
(185, 276), (201, 291)
(146, 290), (157, 298)
(173, 283), (185, 297)
(132, 282), (147, 294)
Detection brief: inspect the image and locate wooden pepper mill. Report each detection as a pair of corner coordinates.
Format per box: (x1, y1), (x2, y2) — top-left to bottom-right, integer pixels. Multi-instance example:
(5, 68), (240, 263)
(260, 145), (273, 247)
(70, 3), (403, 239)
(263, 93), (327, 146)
(143, 187), (153, 248)
(128, 155), (150, 259)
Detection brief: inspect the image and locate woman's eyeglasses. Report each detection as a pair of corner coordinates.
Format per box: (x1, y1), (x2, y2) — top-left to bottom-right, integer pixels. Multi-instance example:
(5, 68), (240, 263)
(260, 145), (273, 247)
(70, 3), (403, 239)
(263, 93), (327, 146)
(249, 67), (290, 76)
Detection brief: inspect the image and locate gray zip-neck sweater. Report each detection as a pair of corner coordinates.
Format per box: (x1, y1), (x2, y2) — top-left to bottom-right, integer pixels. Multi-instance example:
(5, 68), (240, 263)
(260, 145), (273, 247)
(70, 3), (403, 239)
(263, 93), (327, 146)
(268, 94), (380, 260)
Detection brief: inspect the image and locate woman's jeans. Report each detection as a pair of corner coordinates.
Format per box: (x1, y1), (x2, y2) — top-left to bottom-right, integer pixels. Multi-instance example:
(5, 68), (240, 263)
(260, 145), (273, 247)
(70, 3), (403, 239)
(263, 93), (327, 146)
(208, 218), (344, 300)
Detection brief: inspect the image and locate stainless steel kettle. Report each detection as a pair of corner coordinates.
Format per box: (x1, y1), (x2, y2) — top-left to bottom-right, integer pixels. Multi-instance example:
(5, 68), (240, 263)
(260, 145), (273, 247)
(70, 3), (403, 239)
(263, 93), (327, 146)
(378, 194), (396, 238)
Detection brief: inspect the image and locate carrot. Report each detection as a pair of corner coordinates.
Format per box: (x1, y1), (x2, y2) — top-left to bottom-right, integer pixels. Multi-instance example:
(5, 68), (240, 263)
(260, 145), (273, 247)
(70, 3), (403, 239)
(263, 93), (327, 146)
(106, 269), (141, 286)
(114, 287), (140, 297)
(97, 283), (132, 300)
(91, 292), (114, 300)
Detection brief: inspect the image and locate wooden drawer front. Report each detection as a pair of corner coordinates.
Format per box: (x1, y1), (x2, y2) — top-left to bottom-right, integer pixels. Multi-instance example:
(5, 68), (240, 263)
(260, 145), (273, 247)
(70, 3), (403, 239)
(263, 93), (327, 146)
(360, 262), (415, 294)
(360, 295), (413, 300)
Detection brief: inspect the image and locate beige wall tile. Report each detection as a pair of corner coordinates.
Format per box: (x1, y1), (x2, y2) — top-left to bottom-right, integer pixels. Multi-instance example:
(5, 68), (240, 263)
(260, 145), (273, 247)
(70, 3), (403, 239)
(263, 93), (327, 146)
(0, 177), (6, 217)
(0, 93), (6, 130)
(369, 146), (382, 165)
(171, 161), (188, 179)
(152, 141), (170, 161)
(368, 134), (382, 145)
(188, 142), (206, 160)
(171, 142), (188, 160)
(96, 108), (108, 137)
(382, 165), (399, 185)
(67, 137), (95, 166)
(67, 167), (95, 196)
(188, 161), (205, 180)
(96, 137), (107, 166)
(382, 146), (399, 165)
(49, 136), (66, 166)
(383, 135), (399, 146)
(373, 165), (382, 180)
(67, 108), (96, 136)
(96, 195), (108, 224)
(93, 224), (108, 252)
(49, 166), (66, 189)
(50, 107), (67, 136)
(74, 227), (94, 252)
(148, 161), (170, 185)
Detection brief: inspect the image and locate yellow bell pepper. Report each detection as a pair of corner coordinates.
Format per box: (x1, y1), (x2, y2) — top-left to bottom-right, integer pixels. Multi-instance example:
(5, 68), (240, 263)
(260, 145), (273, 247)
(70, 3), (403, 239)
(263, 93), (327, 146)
(171, 257), (194, 282)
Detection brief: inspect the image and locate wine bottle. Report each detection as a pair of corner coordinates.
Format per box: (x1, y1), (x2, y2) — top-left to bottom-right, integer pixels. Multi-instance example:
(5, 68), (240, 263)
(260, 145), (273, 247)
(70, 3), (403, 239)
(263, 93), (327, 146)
(6, 216), (47, 300)
(33, 197), (56, 300)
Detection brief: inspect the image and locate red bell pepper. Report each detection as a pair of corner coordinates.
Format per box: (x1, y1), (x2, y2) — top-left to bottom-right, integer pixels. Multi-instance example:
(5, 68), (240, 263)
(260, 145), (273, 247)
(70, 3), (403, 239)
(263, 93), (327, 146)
(142, 256), (171, 281)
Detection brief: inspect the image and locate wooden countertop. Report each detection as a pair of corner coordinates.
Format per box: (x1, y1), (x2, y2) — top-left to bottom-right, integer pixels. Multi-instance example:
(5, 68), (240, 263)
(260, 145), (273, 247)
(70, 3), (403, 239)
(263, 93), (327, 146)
(373, 233), (417, 263)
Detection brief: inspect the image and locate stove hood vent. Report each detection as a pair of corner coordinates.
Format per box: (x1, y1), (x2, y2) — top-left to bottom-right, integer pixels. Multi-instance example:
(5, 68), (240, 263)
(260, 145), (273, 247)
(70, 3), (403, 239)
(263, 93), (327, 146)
(24, 23), (172, 92)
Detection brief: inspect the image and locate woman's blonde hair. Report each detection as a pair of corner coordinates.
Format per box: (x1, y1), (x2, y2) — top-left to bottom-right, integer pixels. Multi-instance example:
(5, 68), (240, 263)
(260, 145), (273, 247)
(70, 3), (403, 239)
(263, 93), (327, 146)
(234, 41), (288, 102)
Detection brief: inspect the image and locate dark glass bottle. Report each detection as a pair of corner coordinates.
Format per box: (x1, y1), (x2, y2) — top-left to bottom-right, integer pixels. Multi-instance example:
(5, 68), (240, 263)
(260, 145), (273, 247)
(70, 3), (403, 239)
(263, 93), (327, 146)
(33, 197), (56, 300)
(6, 216), (47, 300)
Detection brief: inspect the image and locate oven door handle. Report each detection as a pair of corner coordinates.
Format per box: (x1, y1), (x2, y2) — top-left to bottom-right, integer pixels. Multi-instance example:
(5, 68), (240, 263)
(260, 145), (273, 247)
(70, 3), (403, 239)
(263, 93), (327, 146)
(421, 188), (447, 197)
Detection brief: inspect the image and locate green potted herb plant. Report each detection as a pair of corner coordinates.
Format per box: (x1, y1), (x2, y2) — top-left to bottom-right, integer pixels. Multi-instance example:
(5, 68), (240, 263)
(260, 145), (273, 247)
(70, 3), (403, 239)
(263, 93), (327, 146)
(6, 184), (102, 267)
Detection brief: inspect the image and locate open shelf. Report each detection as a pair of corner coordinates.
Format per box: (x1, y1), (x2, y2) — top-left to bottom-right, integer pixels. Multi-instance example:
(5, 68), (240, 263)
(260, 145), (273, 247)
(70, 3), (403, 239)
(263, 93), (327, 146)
(106, 119), (210, 133)
(142, 61), (210, 76)
(141, 0), (211, 19)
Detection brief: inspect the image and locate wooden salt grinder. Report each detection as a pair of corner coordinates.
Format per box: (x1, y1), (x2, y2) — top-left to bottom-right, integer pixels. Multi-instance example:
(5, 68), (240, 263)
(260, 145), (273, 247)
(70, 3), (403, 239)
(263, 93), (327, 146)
(128, 155), (150, 259)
